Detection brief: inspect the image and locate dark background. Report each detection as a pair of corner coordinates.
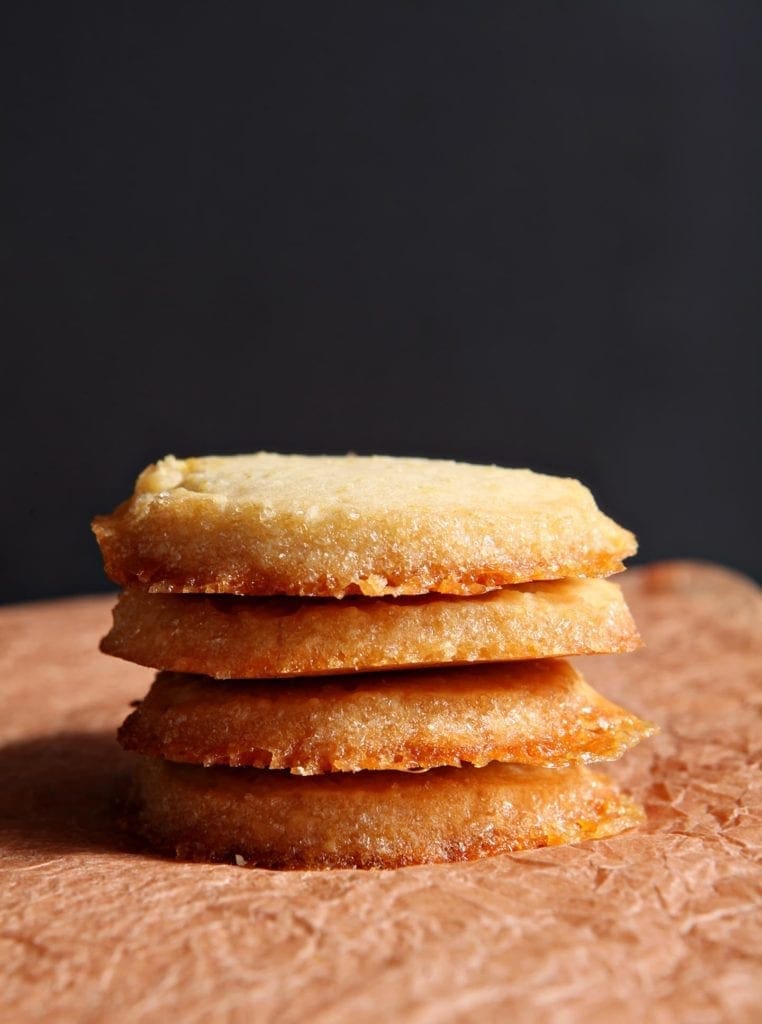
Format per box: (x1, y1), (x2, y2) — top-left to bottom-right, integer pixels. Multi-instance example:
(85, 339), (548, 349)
(3, 2), (760, 603)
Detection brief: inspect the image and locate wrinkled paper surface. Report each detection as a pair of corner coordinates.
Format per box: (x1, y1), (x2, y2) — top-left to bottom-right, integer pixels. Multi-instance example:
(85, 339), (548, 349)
(1, 562), (760, 1023)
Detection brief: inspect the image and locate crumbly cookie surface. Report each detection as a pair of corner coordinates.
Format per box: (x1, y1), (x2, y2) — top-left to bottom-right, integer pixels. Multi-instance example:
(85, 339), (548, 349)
(118, 661), (655, 773)
(127, 756), (644, 869)
(102, 578), (640, 678)
(93, 453), (636, 597)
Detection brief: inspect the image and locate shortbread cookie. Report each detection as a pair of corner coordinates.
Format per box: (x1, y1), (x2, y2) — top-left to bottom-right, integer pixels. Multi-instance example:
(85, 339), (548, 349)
(126, 756), (643, 869)
(118, 661), (655, 772)
(93, 453), (636, 597)
(102, 578), (640, 678)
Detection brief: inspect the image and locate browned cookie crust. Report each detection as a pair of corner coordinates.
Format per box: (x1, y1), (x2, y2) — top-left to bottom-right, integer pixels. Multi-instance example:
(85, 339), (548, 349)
(118, 661), (656, 773)
(127, 756), (644, 869)
(93, 453), (636, 597)
(102, 578), (641, 678)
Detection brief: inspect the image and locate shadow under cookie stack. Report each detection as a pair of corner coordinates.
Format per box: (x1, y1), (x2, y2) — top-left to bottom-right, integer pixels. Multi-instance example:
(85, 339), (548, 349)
(93, 453), (655, 869)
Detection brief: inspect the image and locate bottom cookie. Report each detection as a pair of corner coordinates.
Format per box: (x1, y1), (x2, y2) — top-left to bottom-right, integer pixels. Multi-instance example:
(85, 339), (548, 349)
(127, 756), (643, 869)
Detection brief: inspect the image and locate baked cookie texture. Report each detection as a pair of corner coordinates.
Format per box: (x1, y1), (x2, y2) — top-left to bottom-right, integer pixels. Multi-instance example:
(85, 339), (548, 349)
(118, 662), (655, 773)
(95, 451), (648, 869)
(102, 578), (641, 678)
(128, 756), (644, 870)
(92, 453), (636, 597)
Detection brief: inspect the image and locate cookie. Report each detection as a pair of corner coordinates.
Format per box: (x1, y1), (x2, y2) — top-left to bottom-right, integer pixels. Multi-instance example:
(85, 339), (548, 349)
(93, 453), (636, 597)
(118, 661), (655, 773)
(102, 578), (640, 678)
(127, 755), (644, 869)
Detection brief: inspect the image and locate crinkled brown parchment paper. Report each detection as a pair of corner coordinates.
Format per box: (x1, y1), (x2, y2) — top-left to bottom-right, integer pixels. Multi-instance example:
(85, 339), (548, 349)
(1, 562), (760, 1024)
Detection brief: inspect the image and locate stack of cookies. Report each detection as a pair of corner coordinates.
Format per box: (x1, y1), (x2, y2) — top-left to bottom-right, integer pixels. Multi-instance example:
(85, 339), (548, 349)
(93, 453), (655, 869)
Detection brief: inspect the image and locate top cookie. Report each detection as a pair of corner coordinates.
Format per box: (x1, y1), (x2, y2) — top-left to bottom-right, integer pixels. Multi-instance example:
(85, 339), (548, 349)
(92, 453), (636, 598)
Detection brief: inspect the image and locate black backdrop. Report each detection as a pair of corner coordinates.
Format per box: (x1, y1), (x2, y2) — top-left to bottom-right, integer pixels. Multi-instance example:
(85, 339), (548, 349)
(3, 2), (760, 603)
